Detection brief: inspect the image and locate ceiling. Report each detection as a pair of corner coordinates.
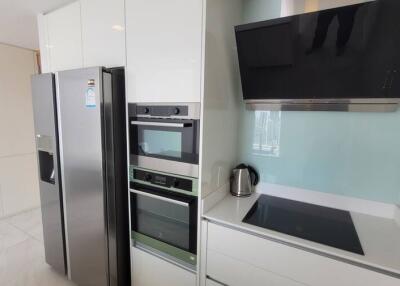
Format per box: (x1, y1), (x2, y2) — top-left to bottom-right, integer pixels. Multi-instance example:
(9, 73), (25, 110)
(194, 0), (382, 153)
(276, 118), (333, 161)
(0, 0), (74, 50)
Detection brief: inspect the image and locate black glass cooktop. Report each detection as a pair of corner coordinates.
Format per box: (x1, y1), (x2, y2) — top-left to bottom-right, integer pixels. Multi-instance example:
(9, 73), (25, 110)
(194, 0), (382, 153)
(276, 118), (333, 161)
(243, 195), (364, 255)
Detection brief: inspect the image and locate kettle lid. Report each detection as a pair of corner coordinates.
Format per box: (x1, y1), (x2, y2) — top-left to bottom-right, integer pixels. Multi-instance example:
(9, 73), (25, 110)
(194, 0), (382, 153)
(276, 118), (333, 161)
(234, 163), (248, 170)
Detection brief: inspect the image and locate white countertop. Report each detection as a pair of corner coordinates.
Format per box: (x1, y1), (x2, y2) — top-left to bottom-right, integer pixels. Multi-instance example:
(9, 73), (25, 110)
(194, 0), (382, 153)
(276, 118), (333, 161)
(203, 185), (400, 277)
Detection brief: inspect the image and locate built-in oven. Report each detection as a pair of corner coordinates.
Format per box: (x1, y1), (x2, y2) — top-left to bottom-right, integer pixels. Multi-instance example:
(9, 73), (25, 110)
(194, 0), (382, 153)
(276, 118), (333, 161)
(128, 103), (200, 178)
(129, 166), (198, 269)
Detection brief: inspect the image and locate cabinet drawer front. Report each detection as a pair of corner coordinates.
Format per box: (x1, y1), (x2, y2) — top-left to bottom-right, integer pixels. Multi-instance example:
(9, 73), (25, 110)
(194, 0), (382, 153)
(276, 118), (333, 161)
(207, 223), (399, 286)
(131, 247), (196, 286)
(207, 250), (306, 286)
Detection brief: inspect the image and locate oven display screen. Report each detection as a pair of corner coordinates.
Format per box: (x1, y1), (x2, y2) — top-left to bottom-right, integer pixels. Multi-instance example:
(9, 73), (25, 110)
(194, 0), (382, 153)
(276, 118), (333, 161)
(154, 175), (167, 185)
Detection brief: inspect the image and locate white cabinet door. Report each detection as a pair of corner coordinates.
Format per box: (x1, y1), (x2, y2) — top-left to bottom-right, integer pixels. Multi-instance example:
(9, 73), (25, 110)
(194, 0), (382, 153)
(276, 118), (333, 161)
(46, 1), (83, 72)
(131, 247), (196, 286)
(207, 223), (399, 286)
(81, 0), (125, 68)
(125, 0), (203, 103)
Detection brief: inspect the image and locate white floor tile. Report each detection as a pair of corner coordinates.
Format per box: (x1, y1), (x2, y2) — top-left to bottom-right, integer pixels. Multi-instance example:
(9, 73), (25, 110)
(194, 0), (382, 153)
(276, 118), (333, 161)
(0, 210), (74, 286)
(0, 220), (30, 253)
(6, 208), (43, 236)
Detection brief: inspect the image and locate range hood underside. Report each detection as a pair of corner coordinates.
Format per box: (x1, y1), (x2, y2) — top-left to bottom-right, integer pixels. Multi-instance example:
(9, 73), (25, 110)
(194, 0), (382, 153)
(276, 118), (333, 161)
(245, 99), (400, 112)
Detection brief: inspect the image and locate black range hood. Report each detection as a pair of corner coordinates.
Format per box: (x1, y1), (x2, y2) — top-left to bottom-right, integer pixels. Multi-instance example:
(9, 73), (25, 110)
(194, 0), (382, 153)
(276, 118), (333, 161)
(235, 0), (400, 112)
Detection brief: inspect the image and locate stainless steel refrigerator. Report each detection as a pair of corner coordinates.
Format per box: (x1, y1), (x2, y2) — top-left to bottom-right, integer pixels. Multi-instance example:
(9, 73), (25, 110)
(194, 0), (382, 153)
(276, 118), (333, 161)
(31, 67), (130, 286)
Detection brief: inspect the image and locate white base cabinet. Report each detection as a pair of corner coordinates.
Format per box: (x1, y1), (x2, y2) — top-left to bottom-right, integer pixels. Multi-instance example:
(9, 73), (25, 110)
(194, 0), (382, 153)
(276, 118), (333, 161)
(204, 222), (399, 286)
(131, 247), (196, 286)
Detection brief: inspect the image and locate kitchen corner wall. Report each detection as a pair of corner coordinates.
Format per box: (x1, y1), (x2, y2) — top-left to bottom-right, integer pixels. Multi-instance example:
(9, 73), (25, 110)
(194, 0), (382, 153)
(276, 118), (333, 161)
(237, 0), (400, 204)
(201, 0), (243, 198)
(0, 43), (40, 218)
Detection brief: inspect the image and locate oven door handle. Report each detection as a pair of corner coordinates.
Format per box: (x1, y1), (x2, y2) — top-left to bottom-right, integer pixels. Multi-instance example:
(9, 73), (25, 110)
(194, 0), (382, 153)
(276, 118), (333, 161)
(130, 121), (192, 128)
(130, 189), (190, 207)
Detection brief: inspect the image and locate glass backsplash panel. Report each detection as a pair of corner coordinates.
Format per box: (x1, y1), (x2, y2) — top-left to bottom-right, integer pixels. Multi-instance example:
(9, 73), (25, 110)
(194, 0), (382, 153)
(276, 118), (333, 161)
(239, 108), (400, 204)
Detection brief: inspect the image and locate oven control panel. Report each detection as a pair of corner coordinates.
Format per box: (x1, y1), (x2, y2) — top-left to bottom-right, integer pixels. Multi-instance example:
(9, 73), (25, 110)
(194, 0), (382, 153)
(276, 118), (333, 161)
(133, 168), (193, 193)
(136, 105), (189, 117)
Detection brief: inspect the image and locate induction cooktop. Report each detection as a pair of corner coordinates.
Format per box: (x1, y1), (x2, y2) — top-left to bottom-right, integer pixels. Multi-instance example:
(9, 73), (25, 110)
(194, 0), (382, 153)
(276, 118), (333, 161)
(242, 195), (364, 255)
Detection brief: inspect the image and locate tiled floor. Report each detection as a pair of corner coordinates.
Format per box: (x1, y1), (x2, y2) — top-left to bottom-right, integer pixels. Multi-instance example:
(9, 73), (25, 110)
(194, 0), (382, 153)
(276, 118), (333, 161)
(0, 208), (75, 286)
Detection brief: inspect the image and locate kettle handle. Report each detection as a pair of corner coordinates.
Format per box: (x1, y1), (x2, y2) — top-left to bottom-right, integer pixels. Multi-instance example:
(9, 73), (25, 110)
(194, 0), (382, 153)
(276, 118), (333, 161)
(248, 165), (259, 186)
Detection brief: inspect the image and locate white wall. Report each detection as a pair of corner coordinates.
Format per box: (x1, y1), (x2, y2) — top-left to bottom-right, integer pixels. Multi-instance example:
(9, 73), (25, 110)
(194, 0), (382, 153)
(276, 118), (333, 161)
(0, 43), (39, 218)
(281, 0), (374, 16)
(243, 0), (281, 23)
(201, 0), (243, 199)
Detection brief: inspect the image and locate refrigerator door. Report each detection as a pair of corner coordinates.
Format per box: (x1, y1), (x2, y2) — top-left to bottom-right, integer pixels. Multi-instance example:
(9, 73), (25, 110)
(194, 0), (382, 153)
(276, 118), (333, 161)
(103, 68), (130, 286)
(31, 73), (67, 275)
(56, 67), (108, 286)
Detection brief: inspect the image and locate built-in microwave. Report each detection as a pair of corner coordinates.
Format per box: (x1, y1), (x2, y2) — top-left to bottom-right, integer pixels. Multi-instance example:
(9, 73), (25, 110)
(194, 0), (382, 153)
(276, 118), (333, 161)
(128, 103), (200, 178)
(129, 167), (198, 269)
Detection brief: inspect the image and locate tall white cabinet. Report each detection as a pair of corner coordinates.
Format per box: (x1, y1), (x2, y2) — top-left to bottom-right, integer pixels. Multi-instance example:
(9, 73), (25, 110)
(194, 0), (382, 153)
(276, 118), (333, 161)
(46, 1), (83, 72)
(38, 0), (125, 73)
(81, 0), (125, 68)
(125, 0), (203, 103)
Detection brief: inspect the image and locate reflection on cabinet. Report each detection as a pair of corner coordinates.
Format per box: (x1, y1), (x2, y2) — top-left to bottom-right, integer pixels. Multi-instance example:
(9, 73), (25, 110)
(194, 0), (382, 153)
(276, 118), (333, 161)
(46, 1), (83, 72)
(81, 0), (125, 68)
(131, 247), (196, 286)
(205, 221), (399, 286)
(125, 0), (203, 103)
(38, 0), (125, 73)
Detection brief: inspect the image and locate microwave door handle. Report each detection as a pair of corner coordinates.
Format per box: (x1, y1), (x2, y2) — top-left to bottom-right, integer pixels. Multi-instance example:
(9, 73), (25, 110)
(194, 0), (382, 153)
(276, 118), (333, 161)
(130, 121), (192, 128)
(130, 189), (189, 207)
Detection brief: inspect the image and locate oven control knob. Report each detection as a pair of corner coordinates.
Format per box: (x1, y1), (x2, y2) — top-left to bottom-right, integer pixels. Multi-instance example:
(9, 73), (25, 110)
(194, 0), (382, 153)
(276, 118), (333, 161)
(173, 107), (180, 115)
(145, 174), (152, 182)
(173, 179), (180, 188)
(144, 107), (150, 114)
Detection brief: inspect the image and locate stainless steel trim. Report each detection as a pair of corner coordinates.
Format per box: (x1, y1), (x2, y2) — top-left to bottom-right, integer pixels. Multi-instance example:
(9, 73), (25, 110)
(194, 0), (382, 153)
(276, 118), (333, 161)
(131, 155), (199, 178)
(130, 189), (189, 207)
(133, 244), (196, 273)
(204, 219), (400, 279)
(245, 99), (400, 112)
(130, 166), (199, 197)
(135, 102), (201, 119)
(130, 121), (191, 128)
(55, 72), (71, 280)
(36, 134), (54, 154)
(102, 71), (114, 286)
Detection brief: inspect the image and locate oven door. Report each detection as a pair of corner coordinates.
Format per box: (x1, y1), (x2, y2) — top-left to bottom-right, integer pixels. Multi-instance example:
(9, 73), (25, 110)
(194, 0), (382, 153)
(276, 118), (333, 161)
(129, 118), (199, 177)
(130, 184), (198, 267)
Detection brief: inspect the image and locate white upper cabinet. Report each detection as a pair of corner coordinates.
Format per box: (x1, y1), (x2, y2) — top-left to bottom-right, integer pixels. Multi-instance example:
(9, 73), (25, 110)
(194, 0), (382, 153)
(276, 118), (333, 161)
(46, 2), (83, 72)
(125, 0), (203, 103)
(38, 0), (125, 72)
(81, 0), (126, 68)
